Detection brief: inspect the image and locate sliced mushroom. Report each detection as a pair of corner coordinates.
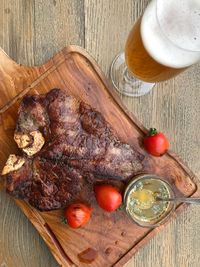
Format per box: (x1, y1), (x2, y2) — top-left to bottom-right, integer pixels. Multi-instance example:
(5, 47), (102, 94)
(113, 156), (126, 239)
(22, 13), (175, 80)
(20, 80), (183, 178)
(14, 131), (45, 157)
(1, 154), (25, 175)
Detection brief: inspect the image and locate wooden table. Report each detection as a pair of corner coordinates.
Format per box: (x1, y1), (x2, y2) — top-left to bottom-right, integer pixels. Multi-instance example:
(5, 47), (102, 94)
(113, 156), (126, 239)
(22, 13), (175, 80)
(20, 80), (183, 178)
(0, 1), (200, 267)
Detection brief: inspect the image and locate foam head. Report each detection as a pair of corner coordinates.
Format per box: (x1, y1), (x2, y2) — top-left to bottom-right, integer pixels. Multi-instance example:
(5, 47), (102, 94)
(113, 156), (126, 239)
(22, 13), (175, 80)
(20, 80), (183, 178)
(141, 0), (200, 68)
(157, 0), (200, 52)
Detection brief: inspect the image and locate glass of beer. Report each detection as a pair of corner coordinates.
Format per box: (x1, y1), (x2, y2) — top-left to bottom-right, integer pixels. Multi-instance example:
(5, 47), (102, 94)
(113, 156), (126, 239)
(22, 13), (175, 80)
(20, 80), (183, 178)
(110, 0), (200, 97)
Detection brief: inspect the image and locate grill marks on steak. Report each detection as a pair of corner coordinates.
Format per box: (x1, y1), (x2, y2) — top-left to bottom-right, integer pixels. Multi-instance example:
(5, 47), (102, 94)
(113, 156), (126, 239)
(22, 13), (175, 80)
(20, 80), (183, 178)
(47, 89), (80, 136)
(5, 157), (84, 211)
(41, 96), (143, 180)
(16, 94), (49, 133)
(28, 158), (84, 211)
(2, 88), (144, 211)
(6, 158), (33, 198)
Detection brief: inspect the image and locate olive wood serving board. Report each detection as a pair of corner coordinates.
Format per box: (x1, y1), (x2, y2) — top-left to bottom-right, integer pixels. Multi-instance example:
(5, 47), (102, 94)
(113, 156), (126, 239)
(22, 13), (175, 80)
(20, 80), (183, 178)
(0, 46), (199, 267)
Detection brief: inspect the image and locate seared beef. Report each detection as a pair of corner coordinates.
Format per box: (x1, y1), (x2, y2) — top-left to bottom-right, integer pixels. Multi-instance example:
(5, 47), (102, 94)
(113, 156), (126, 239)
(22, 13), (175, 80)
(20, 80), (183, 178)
(16, 94), (49, 133)
(2, 89), (144, 211)
(29, 157), (84, 211)
(5, 157), (33, 198)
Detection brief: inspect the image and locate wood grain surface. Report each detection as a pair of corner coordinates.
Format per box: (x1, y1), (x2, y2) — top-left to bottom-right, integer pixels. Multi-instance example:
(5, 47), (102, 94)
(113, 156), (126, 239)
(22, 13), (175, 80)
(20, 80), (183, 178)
(0, 1), (200, 267)
(0, 45), (198, 267)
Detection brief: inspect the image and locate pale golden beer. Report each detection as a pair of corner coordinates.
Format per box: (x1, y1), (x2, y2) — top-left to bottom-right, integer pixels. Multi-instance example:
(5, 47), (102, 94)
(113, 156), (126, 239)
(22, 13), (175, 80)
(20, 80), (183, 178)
(110, 0), (200, 96)
(125, 19), (186, 83)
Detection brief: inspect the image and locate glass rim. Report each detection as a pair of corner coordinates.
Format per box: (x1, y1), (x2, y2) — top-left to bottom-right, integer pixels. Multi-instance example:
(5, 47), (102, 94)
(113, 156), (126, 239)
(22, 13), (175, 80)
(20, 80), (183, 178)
(155, 0), (200, 53)
(124, 174), (176, 228)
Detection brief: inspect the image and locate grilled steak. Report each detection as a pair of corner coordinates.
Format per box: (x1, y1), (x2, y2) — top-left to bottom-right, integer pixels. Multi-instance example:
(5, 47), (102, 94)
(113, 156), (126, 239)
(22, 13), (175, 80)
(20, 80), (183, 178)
(1, 89), (144, 211)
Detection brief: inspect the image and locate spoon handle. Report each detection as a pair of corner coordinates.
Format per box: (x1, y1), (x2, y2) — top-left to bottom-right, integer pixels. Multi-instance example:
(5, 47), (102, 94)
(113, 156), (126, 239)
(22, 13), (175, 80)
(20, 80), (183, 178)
(156, 197), (200, 204)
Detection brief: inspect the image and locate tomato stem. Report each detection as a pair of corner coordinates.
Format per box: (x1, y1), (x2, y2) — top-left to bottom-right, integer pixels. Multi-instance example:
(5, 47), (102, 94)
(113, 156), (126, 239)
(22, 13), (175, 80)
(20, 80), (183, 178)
(148, 128), (157, 136)
(116, 204), (124, 211)
(61, 217), (67, 224)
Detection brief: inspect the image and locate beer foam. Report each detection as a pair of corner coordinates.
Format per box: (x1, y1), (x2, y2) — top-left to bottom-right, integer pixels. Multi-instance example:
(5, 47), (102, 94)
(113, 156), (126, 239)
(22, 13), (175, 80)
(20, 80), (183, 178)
(141, 0), (200, 68)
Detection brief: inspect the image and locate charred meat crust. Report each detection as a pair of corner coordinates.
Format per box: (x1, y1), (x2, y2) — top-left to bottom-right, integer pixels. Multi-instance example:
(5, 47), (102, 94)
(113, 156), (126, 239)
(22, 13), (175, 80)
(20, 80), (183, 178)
(2, 88), (144, 211)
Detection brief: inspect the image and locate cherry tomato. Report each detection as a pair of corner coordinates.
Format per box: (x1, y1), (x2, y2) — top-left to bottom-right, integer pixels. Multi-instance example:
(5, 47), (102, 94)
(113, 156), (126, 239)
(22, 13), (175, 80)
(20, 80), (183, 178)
(144, 128), (169, 157)
(94, 184), (122, 212)
(65, 203), (92, 228)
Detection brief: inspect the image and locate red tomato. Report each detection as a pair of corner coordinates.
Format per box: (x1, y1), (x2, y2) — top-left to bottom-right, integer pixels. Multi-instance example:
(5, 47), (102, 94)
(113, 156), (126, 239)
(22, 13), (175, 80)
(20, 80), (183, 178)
(94, 185), (122, 212)
(144, 128), (169, 157)
(65, 203), (92, 228)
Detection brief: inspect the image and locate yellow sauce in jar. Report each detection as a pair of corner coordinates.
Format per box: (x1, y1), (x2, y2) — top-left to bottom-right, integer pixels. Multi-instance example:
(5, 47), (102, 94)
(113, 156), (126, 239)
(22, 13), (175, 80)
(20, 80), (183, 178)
(126, 177), (173, 224)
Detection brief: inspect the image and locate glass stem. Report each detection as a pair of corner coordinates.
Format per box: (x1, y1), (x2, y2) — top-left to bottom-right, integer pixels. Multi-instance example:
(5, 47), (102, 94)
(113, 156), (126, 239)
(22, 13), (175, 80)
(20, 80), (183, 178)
(124, 68), (135, 81)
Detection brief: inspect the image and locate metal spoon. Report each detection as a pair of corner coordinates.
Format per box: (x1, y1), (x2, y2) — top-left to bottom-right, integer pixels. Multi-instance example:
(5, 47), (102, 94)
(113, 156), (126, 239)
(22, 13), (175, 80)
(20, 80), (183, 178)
(156, 197), (200, 204)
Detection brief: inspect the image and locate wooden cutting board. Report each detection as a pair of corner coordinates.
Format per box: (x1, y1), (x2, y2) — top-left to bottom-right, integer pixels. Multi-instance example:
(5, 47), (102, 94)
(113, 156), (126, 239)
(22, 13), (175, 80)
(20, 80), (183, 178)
(0, 46), (199, 267)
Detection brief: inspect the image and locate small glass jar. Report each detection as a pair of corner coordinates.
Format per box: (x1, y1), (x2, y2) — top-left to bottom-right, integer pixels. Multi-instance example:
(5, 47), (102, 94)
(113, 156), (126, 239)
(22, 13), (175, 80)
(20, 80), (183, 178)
(124, 174), (175, 227)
